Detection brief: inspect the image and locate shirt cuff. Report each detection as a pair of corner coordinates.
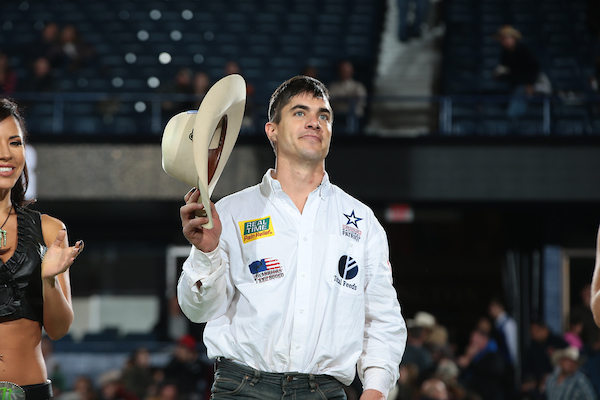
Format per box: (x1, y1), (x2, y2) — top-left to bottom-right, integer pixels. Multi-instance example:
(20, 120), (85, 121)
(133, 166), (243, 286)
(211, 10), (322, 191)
(185, 245), (222, 294)
(363, 367), (393, 398)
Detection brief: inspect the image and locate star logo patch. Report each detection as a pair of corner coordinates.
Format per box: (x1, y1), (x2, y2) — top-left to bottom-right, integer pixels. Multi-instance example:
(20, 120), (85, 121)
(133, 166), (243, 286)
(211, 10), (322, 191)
(343, 210), (363, 228)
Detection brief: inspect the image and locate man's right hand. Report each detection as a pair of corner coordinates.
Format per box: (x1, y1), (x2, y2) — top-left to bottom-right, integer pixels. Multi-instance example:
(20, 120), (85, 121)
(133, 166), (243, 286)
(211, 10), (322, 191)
(180, 188), (222, 253)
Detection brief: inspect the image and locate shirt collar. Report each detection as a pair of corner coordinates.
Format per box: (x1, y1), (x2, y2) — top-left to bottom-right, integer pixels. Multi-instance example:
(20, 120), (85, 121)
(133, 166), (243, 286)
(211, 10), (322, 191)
(259, 168), (331, 202)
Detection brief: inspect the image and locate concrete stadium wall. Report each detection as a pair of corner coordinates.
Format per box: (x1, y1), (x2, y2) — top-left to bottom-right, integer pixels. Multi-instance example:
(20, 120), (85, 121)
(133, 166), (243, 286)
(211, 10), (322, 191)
(31, 142), (600, 202)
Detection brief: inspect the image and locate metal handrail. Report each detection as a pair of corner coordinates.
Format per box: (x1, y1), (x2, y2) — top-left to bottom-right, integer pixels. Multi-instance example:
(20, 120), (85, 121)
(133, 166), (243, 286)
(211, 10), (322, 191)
(9, 92), (600, 136)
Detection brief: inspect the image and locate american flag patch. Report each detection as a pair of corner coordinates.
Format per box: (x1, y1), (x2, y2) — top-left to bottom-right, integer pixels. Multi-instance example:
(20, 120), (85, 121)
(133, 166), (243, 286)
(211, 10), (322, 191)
(248, 258), (285, 283)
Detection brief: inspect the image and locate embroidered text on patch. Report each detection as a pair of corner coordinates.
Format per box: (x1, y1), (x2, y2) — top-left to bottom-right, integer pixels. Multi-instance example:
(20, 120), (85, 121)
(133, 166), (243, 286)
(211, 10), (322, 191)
(342, 210), (363, 242)
(248, 258), (284, 283)
(239, 216), (275, 244)
(342, 225), (362, 242)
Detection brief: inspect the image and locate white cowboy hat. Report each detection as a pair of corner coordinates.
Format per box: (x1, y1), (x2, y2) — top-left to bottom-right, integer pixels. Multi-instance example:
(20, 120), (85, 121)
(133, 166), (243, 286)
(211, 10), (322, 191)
(162, 74), (246, 229)
(551, 346), (580, 366)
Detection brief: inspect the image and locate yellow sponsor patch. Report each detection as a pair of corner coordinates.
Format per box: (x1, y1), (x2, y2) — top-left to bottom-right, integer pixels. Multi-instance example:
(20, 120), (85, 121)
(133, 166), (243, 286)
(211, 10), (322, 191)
(239, 216), (275, 244)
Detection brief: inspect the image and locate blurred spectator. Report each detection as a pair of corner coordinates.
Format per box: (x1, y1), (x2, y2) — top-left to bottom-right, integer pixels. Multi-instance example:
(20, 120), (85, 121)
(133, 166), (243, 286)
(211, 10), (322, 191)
(98, 370), (135, 400)
(160, 68), (194, 120)
(545, 347), (597, 400)
(58, 376), (99, 400)
(224, 60), (255, 130)
(403, 324), (434, 378)
(488, 298), (518, 365)
(492, 25), (549, 120)
(302, 65), (319, 80)
(398, 0), (431, 42)
(121, 347), (154, 400)
(572, 284), (600, 348)
(425, 323), (456, 381)
(224, 61), (255, 96)
(389, 363), (420, 400)
(0, 52), (18, 95)
(582, 334), (600, 396)
(564, 314), (585, 350)
(192, 72), (210, 110)
(163, 335), (209, 400)
(457, 329), (505, 400)
(53, 24), (95, 72)
(488, 298), (518, 399)
(21, 56), (56, 92)
(156, 383), (179, 400)
(434, 358), (467, 400)
(521, 320), (568, 399)
(31, 22), (60, 64)
(418, 378), (449, 400)
(329, 60), (367, 134)
(144, 368), (166, 400)
(475, 317), (492, 336)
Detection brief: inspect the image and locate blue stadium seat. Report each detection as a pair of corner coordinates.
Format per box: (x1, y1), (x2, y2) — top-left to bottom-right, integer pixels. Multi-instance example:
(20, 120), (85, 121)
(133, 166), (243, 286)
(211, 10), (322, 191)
(555, 119), (587, 135)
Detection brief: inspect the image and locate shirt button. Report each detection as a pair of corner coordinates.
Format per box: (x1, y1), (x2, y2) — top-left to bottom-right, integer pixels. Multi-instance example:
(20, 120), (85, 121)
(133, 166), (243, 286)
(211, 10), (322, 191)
(303, 237), (308, 241)
(299, 309), (304, 314)
(301, 272), (306, 277)
(295, 345), (300, 350)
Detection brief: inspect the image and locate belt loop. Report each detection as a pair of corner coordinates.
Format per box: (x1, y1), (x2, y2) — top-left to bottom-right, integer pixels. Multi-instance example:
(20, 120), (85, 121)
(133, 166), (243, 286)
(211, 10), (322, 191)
(251, 368), (261, 385)
(309, 374), (317, 390)
(214, 357), (221, 373)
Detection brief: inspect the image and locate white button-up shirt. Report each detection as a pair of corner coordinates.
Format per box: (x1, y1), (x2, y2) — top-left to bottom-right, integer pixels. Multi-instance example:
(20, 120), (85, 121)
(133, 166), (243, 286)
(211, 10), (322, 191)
(178, 170), (406, 395)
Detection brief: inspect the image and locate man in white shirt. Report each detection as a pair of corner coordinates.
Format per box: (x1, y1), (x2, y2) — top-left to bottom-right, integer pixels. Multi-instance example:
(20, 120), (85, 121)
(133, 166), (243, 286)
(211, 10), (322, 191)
(328, 61), (367, 134)
(177, 75), (406, 399)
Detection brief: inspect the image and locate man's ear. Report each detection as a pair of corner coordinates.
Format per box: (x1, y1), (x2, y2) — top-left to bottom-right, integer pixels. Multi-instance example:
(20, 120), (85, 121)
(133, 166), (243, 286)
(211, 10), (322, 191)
(265, 121), (277, 143)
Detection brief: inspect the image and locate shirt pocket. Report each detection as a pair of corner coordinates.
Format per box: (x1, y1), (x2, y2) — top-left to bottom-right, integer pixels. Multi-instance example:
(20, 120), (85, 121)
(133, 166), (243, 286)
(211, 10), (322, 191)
(324, 234), (365, 296)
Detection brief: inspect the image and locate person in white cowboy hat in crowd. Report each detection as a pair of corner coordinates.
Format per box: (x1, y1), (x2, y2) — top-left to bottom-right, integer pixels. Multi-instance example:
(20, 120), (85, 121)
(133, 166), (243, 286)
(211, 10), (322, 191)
(492, 25), (549, 120)
(401, 312), (436, 379)
(176, 75), (406, 399)
(544, 346), (597, 400)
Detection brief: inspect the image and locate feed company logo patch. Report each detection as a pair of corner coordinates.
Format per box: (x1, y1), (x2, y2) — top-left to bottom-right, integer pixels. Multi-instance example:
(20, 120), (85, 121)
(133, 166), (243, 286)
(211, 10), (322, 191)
(239, 216), (274, 244)
(342, 210), (363, 242)
(333, 255), (358, 291)
(248, 258), (284, 283)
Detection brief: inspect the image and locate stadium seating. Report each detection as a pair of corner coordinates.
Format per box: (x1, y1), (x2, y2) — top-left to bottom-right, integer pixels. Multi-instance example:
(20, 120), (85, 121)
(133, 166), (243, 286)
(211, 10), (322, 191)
(0, 0), (385, 136)
(441, 0), (600, 136)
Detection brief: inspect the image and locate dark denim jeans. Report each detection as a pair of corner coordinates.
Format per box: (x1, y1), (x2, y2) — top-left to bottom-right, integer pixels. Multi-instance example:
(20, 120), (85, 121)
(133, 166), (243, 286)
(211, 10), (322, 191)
(211, 358), (347, 400)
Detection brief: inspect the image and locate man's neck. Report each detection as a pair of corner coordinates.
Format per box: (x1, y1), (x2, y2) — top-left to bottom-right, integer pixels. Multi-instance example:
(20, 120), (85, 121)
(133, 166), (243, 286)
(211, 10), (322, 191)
(272, 159), (325, 213)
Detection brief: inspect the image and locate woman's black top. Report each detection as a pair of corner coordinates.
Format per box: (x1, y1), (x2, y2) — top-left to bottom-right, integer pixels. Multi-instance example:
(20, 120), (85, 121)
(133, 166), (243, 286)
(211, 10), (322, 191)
(0, 206), (47, 324)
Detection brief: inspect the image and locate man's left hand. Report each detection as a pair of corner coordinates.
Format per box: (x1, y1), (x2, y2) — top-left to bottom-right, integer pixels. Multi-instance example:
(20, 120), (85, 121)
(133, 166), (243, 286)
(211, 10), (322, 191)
(360, 389), (386, 400)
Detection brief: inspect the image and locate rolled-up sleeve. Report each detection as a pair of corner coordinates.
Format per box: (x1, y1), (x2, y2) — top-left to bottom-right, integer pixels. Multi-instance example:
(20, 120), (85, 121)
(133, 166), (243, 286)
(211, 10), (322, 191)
(357, 218), (407, 395)
(177, 244), (229, 323)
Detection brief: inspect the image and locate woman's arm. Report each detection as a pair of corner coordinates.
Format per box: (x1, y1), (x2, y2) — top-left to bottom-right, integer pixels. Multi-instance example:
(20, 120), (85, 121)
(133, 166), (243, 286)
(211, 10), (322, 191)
(591, 225), (600, 327)
(40, 214), (84, 340)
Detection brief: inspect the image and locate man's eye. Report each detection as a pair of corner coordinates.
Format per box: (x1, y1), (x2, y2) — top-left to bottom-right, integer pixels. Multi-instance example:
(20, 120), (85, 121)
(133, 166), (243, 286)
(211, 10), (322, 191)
(294, 111), (304, 116)
(10, 141), (23, 146)
(319, 114), (329, 121)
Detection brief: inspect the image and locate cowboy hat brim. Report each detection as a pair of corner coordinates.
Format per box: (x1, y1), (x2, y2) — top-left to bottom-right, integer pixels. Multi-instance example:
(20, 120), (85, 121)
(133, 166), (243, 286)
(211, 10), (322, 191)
(162, 74), (246, 229)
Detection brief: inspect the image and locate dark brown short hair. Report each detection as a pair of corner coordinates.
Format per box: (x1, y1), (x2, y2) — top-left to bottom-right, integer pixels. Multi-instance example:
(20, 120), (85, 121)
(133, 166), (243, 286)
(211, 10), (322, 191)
(0, 98), (30, 207)
(268, 75), (331, 124)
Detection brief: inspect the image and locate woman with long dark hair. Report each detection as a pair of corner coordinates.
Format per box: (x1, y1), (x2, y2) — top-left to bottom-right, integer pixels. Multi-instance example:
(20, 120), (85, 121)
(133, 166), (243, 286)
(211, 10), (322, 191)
(0, 98), (84, 400)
